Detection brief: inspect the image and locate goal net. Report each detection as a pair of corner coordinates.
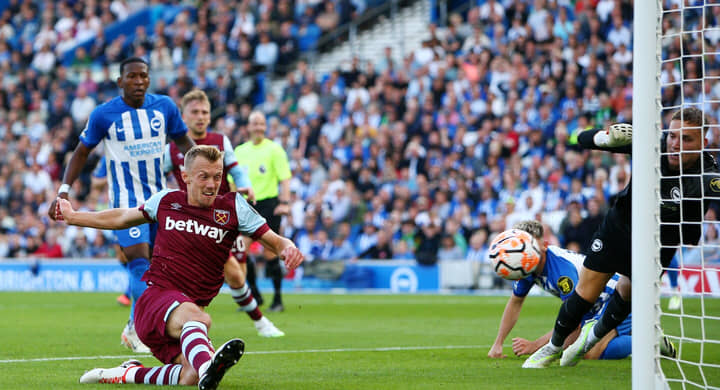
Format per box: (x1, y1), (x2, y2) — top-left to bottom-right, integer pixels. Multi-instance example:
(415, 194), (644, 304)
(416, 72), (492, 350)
(639, 1), (720, 388)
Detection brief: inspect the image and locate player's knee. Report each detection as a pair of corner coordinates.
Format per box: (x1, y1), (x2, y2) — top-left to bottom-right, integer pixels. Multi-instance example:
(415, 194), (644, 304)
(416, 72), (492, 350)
(123, 243), (151, 261)
(616, 276), (631, 301)
(182, 309), (212, 330)
(193, 312), (212, 330)
(575, 269), (613, 302)
(177, 366), (199, 385)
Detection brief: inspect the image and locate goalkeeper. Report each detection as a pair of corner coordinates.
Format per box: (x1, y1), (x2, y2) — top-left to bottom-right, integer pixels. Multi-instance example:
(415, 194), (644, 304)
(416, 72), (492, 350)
(524, 107), (720, 368)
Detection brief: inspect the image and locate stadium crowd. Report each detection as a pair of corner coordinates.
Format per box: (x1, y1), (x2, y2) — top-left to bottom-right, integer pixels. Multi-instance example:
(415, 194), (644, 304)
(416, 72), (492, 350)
(2, 0), (720, 272)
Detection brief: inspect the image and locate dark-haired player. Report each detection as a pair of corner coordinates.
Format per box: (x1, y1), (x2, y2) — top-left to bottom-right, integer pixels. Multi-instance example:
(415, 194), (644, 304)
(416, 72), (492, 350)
(47, 57), (195, 353)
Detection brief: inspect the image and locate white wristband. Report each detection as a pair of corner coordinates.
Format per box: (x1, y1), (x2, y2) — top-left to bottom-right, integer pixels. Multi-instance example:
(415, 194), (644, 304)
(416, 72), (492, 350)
(58, 183), (71, 195)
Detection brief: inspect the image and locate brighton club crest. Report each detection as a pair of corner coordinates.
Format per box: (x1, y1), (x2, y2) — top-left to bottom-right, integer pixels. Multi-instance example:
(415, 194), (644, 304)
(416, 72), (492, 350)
(214, 209), (230, 225)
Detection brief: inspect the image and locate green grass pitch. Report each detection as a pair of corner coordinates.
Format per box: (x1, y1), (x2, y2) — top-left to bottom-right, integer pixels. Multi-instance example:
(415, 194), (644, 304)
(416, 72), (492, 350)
(0, 292), (717, 389)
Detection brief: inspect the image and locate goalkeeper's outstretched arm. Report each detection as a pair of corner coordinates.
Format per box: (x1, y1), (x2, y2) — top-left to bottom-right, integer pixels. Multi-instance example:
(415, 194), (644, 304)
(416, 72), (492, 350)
(577, 124), (633, 154)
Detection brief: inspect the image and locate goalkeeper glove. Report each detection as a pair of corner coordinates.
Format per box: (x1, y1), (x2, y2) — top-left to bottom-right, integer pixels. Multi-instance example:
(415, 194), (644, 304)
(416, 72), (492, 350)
(593, 123), (633, 147)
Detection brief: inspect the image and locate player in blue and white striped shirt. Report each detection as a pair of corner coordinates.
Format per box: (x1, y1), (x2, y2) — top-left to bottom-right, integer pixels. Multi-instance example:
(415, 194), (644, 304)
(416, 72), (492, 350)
(48, 57), (195, 353)
(488, 220), (651, 361)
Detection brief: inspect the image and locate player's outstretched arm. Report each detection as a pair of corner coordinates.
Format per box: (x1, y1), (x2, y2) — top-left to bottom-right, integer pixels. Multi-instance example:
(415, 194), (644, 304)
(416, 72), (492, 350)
(56, 198), (148, 230)
(47, 143), (93, 220)
(489, 294), (526, 358)
(512, 331), (552, 356)
(578, 124), (633, 154)
(258, 230), (304, 270)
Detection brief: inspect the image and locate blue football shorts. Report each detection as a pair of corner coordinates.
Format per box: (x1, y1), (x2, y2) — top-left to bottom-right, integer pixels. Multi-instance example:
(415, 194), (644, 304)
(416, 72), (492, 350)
(114, 223), (158, 248)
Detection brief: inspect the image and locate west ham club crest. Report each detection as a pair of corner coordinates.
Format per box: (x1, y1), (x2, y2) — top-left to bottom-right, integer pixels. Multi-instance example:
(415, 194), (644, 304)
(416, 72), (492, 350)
(214, 209), (230, 225)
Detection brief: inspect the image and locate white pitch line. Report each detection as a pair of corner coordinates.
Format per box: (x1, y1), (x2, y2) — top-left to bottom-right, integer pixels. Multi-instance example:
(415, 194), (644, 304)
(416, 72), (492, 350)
(0, 345), (488, 364)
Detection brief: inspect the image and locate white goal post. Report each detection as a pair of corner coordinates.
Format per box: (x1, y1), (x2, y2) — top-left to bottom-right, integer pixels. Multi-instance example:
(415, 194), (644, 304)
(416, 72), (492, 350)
(636, 1), (720, 389)
(632, 0), (662, 388)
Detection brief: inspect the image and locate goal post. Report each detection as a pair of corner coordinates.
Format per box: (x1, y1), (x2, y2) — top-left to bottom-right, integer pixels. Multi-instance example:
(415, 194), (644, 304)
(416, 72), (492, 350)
(632, 0), (663, 388)
(638, 2), (720, 389)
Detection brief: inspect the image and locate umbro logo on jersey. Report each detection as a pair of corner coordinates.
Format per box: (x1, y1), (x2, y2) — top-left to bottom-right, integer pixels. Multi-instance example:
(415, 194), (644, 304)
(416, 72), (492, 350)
(165, 216), (229, 243)
(171, 203), (182, 210)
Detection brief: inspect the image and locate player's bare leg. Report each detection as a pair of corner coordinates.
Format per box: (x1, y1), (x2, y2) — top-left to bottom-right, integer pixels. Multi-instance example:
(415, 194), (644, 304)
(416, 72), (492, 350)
(225, 254), (284, 337)
(121, 243), (151, 353)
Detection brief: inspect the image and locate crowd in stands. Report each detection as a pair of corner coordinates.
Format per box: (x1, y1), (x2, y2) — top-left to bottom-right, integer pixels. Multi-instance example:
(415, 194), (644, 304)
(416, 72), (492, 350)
(2, 0), (720, 272)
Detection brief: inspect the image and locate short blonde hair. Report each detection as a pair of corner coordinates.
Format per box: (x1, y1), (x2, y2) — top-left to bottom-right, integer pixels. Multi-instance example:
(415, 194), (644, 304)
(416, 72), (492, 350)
(181, 89), (211, 112)
(184, 145), (224, 171)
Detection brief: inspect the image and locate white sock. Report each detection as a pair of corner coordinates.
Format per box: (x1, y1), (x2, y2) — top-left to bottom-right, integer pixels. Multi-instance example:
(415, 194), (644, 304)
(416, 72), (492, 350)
(587, 325), (602, 348)
(547, 342), (563, 352)
(125, 367), (139, 384)
(198, 360), (211, 379)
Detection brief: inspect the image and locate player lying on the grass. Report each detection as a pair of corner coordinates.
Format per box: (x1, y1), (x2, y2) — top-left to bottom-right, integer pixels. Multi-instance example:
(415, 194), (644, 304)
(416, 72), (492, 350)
(524, 108), (719, 368)
(56, 145), (304, 389)
(165, 89), (283, 338)
(487, 220), (676, 361)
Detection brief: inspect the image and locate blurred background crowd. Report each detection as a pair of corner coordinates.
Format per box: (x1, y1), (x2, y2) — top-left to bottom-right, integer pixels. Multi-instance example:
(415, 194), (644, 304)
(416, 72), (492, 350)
(1, 0), (720, 268)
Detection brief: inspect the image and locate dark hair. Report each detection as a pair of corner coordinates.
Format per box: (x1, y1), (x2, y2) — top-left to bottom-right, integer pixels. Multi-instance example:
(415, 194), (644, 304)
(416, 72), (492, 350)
(119, 57), (150, 75)
(672, 107), (711, 134)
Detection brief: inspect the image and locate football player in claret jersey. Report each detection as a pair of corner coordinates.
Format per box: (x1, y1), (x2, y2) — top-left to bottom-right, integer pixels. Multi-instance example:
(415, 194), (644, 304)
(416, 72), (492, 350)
(57, 145), (304, 388)
(47, 57), (195, 353)
(165, 89), (283, 338)
(488, 220), (676, 361)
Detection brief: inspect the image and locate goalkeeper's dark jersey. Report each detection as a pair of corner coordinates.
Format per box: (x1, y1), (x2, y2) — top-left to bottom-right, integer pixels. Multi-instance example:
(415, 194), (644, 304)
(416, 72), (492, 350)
(578, 129), (720, 267)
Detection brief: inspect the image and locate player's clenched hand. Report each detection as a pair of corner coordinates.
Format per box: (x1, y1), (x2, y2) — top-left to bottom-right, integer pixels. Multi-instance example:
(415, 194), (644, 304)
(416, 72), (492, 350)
(48, 193), (69, 221)
(237, 187), (256, 204)
(280, 246), (304, 270)
(511, 337), (537, 356)
(55, 198), (75, 222)
(488, 344), (507, 359)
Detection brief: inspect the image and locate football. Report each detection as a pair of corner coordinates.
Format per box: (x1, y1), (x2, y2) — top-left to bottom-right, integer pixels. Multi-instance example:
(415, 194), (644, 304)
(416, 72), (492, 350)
(488, 229), (541, 280)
